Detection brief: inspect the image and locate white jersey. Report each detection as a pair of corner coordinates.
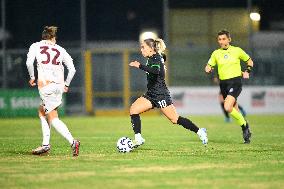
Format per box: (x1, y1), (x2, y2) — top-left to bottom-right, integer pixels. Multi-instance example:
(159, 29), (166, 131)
(26, 40), (76, 86)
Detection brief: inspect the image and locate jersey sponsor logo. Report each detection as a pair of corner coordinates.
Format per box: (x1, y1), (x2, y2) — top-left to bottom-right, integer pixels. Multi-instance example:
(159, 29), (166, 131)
(224, 54), (229, 59)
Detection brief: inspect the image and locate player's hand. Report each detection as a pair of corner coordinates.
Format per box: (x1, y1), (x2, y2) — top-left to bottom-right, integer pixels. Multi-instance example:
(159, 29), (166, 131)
(242, 71), (250, 79)
(64, 86), (69, 93)
(205, 65), (213, 73)
(29, 79), (36, 87)
(129, 61), (140, 68)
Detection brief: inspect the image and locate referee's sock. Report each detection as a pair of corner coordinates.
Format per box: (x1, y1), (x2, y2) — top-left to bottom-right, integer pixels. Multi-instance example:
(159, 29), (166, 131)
(229, 108), (246, 126)
(177, 116), (199, 133)
(130, 114), (141, 134)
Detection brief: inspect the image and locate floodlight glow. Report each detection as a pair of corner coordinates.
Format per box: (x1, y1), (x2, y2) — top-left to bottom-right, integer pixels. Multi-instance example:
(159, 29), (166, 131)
(139, 31), (158, 42)
(250, 12), (261, 21)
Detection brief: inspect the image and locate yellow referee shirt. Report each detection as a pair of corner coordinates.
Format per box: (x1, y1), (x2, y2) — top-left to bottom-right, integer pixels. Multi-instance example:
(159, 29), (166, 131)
(208, 45), (250, 80)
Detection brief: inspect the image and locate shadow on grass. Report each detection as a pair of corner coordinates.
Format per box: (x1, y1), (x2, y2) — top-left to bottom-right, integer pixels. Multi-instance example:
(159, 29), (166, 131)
(5, 150), (38, 156)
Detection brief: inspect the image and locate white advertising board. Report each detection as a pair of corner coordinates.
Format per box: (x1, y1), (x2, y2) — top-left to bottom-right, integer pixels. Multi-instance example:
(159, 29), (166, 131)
(169, 86), (284, 115)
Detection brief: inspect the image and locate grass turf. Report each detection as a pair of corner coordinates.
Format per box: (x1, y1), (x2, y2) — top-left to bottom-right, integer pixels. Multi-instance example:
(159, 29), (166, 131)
(0, 115), (283, 189)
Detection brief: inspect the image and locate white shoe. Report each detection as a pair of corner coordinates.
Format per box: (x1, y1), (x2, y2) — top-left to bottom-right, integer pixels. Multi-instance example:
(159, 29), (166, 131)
(197, 128), (208, 145)
(32, 144), (50, 155)
(133, 133), (145, 148)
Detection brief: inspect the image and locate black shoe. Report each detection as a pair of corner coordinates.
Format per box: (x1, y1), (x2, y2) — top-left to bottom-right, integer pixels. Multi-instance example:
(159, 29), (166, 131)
(241, 123), (252, 144)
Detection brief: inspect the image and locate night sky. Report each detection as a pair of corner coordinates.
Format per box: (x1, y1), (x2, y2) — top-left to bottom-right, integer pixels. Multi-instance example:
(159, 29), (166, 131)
(3, 0), (284, 48)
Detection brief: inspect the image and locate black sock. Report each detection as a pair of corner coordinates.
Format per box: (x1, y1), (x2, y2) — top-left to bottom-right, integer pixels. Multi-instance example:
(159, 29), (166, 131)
(221, 102), (229, 118)
(130, 114), (141, 134)
(177, 116), (199, 133)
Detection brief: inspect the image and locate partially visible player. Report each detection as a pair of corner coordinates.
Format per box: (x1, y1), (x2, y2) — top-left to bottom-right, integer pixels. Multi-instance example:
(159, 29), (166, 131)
(129, 38), (208, 148)
(205, 29), (253, 143)
(26, 26), (80, 156)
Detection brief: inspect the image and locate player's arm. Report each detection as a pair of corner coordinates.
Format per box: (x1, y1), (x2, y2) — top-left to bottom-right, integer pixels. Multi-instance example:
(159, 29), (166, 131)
(245, 58), (254, 71)
(129, 61), (160, 74)
(205, 52), (216, 74)
(205, 64), (214, 73)
(62, 50), (76, 92)
(242, 58), (254, 79)
(26, 44), (36, 87)
(211, 68), (219, 84)
(239, 47), (254, 79)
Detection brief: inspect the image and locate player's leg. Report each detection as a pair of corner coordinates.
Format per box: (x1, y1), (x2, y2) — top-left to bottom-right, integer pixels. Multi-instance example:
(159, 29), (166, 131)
(224, 95), (251, 143)
(224, 95), (246, 125)
(129, 96), (153, 147)
(32, 105), (51, 155)
(160, 104), (208, 145)
(233, 102), (251, 143)
(47, 109), (73, 145)
(41, 83), (80, 156)
(38, 105), (50, 146)
(219, 93), (231, 122)
(238, 104), (247, 117)
(47, 109), (80, 156)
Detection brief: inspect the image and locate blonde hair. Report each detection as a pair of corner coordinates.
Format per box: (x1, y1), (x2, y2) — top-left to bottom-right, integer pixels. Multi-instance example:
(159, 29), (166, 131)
(42, 26), (58, 40)
(144, 38), (166, 54)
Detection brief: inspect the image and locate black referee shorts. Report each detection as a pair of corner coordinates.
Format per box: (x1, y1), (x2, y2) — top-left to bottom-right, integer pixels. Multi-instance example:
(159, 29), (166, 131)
(143, 91), (173, 109)
(219, 76), (242, 100)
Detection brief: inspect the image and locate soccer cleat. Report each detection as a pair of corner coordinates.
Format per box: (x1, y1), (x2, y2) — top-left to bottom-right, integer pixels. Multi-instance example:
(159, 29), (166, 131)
(197, 128), (208, 145)
(71, 140), (80, 156)
(242, 124), (252, 144)
(133, 133), (145, 148)
(32, 145), (50, 155)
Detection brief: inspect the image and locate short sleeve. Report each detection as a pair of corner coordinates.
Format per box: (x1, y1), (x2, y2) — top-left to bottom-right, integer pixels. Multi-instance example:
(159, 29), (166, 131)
(238, 47), (250, 62)
(208, 51), (217, 67)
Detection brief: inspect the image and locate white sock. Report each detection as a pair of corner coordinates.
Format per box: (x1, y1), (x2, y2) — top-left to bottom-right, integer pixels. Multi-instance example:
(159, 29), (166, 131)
(40, 116), (50, 146)
(51, 118), (74, 145)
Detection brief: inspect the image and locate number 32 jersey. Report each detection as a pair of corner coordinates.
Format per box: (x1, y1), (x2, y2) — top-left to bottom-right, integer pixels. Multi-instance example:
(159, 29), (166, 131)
(26, 40), (76, 86)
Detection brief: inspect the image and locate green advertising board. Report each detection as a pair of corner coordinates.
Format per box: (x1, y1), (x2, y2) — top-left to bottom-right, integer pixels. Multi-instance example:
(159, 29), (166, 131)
(0, 90), (65, 117)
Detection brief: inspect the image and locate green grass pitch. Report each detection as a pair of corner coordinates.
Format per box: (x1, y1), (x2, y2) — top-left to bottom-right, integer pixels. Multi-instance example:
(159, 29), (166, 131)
(0, 115), (283, 189)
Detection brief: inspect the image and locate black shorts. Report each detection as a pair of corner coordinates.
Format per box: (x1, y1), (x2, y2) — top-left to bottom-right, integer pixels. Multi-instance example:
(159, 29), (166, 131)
(143, 91), (173, 109)
(219, 76), (242, 99)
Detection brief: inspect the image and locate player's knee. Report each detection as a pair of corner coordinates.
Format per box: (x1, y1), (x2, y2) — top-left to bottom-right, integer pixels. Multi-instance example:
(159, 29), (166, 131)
(224, 104), (233, 113)
(38, 108), (45, 117)
(130, 105), (138, 115)
(47, 110), (58, 123)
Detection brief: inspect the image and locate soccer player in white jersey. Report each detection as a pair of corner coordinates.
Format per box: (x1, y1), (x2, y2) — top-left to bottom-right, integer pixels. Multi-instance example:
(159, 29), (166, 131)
(26, 26), (80, 156)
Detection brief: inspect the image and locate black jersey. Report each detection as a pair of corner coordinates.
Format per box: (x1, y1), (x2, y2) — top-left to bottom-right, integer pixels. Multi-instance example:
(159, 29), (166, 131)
(139, 53), (169, 95)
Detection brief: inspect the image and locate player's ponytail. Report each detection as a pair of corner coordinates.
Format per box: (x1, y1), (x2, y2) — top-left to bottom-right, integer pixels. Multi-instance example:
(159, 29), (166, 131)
(42, 26), (58, 40)
(144, 38), (166, 54)
(154, 38), (166, 54)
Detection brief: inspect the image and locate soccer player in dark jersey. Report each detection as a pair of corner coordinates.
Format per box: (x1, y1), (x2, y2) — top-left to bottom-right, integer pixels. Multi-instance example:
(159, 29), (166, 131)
(205, 30), (253, 143)
(129, 38), (208, 148)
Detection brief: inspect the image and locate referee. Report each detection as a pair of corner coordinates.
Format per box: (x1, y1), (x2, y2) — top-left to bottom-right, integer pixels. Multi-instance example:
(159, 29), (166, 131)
(205, 30), (253, 144)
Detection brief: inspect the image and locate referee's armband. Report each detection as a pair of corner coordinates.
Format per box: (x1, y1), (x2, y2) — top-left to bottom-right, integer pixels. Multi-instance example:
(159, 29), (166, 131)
(245, 65), (253, 73)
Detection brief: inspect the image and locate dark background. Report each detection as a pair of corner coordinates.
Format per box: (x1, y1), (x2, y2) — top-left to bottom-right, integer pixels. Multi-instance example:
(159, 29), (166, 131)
(3, 0), (284, 48)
